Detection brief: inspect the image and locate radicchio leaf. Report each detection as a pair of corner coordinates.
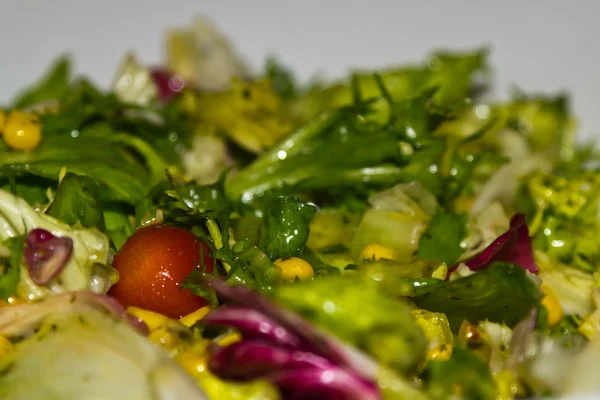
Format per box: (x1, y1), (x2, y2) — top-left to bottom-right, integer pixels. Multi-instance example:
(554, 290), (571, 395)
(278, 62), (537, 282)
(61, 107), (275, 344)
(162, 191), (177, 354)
(202, 278), (384, 399)
(202, 306), (303, 350)
(449, 213), (538, 276)
(208, 339), (331, 380)
(24, 228), (74, 285)
(205, 278), (379, 380)
(150, 68), (187, 102)
(269, 367), (380, 400)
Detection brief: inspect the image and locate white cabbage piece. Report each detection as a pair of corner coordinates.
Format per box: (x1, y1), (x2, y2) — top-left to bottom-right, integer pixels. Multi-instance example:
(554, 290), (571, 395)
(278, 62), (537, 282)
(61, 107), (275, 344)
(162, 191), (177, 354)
(461, 201), (510, 259)
(0, 189), (111, 300)
(368, 182), (438, 219)
(536, 250), (596, 317)
(112, 52), (158, 106)
(470, 128), (553, 215)
(181, 134), (231, 185)
(561, 335), (600, 398)
(165, 16), (250, 91)
(351, 183), (438, 260)
(0, 309), (207, 400)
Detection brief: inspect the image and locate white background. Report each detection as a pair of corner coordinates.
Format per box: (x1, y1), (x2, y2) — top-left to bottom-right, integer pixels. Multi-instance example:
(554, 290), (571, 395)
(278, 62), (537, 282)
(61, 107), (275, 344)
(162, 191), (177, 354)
(0, 0), (598, 138)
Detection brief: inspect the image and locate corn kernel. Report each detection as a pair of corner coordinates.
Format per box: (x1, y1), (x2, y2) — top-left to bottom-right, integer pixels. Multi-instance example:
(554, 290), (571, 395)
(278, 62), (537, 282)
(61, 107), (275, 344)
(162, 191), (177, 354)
(274, 257), (314, 280)
(215, 332), (242, 347)
(541, 284), (563, 327)
(3, 110), (41, 151)
(179, 306), (211, 327)
(174, 341), (211, 378)
(176, 350), (208, 378)
(127, 306), (169, 332)
(148, 327), (180, 349)
(0, 336), (13, 358)
(359, 243), (398, 261)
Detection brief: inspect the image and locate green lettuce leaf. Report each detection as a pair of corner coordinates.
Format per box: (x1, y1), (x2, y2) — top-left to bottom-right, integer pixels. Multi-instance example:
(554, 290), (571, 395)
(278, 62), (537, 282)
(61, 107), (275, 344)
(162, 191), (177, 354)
(413, 263), (543, 330)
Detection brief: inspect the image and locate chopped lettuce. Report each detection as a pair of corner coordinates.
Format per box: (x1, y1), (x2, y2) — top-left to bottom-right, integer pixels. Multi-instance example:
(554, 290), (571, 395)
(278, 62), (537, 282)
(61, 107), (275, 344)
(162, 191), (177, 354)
(112, 52), (158, 106)
(536, 250), (596, 317)
(0, 189), (111, 300)
(165, 16), (250, 91)
(0, 310), (208, 400)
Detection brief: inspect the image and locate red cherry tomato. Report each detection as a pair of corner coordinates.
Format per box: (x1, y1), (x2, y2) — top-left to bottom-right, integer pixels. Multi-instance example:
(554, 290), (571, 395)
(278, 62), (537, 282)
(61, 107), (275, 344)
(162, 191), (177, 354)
(108, 224), (214, 319)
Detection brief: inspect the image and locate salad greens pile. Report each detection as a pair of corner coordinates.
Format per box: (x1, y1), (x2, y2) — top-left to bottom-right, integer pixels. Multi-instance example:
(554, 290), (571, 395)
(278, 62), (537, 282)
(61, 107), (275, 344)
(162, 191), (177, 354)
(1, 16), (600, 400)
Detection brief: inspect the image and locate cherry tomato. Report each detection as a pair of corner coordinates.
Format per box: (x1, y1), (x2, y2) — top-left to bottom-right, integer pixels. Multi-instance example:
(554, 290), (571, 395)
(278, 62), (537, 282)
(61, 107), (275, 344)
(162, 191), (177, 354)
(108, 224), (214, 319)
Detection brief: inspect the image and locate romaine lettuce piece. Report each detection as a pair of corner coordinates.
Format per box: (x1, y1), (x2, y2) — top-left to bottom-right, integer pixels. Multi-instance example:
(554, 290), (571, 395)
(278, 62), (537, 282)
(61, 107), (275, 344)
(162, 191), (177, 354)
(0, 309), (207, 400)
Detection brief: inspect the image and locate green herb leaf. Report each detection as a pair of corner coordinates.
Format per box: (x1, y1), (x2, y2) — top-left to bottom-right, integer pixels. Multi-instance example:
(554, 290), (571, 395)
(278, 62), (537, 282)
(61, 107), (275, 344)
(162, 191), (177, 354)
(417, 209), (467, 265)
(258, 196), (316, 260)
(413, 263), (543, 330)
(12, 56), (71, 108)
(46, 173), (105, 231)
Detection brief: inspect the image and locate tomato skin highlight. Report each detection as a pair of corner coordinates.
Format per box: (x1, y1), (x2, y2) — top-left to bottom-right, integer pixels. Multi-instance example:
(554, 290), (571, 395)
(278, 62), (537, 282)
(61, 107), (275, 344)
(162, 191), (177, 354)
(108, 224), (214, 319)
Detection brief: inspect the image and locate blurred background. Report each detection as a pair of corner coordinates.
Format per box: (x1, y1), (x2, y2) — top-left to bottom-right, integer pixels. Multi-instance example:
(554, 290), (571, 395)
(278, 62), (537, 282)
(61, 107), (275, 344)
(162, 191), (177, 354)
(0, 0), (598, 137)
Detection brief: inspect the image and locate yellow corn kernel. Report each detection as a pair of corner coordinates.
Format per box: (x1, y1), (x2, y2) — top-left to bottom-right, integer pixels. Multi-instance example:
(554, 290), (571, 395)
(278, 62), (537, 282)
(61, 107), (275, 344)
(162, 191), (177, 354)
(127, 306), (170, 332)
(359, 243), (398, 261)
(0, 109), (6, 132)
(541, 284), (563, 327)
(0, 336), (13, 358)
(274, 257), (314, 280)
(3, 110), (42, 151)
(174, 341), (212, 378)
(179, 306), (212, 327)
(147, 327), (180, 349)
(215, 332), (242, 347)
(176, 350), (208, 378)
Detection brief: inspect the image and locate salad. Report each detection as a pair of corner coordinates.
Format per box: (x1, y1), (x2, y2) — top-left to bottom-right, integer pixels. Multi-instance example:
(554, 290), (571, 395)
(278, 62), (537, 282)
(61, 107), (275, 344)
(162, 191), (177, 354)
(0, 16), (599, 400)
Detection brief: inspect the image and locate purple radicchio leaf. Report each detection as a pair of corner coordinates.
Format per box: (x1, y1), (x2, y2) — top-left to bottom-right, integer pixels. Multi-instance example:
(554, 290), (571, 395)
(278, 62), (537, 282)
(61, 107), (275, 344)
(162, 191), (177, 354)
(202, 305), (304, 350)
(24, 228), (74, 285)
(150, 68), (188, 102)
(268, 367), (380, 400)
(204, 277), (380, 381)
(449, 213), (538, 277)
(208, 339), (331, 380)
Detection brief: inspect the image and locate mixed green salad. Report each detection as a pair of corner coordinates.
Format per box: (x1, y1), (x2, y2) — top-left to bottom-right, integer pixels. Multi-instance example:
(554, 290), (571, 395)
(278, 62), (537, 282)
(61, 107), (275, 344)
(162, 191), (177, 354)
(1, 16), (600, 400)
